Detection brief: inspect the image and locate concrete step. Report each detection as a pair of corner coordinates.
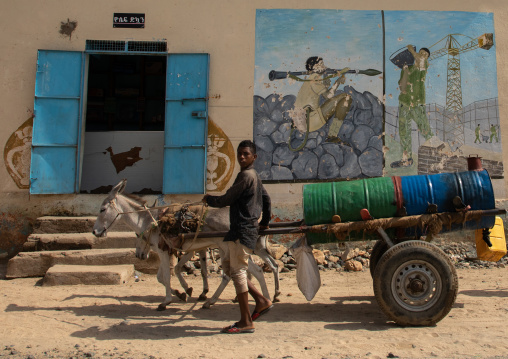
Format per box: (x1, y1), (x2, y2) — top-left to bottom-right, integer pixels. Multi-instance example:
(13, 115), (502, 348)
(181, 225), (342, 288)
(33, 216), (132, 234)
(22, 232), (137, 252)
(42, 264), (135, 286)
(6, 248), (160, 278)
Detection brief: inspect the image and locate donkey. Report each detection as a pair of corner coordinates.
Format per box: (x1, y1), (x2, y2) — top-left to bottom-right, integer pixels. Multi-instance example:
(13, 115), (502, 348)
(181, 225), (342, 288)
(92, 179), (281, 311)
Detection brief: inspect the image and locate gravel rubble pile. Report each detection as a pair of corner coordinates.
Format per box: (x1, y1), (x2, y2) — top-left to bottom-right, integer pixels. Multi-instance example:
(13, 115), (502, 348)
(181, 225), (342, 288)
(179, 240), (507, 275)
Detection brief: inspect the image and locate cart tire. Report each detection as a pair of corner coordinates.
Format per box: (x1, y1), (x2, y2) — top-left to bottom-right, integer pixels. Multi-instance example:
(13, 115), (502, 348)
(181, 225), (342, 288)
(373, 240), (458, 326)
(369, 240), (388, 278)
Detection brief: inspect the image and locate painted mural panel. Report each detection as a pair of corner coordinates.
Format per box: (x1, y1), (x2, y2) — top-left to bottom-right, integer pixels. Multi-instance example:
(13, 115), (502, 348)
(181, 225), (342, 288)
(253, 10), (502, 181)
(384, 11), (501, 177)
(253, 10), (384, 181)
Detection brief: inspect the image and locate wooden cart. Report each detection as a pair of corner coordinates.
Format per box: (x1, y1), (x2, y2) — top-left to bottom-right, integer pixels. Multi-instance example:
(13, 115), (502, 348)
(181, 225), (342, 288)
(180, 208), (506, 326)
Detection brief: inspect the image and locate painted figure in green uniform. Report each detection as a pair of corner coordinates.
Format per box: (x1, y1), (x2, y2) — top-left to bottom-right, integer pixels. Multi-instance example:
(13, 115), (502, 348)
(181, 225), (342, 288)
(475, 124), (482, 143)
(391, 45), (433, 168)
(490, 124), (499, 143)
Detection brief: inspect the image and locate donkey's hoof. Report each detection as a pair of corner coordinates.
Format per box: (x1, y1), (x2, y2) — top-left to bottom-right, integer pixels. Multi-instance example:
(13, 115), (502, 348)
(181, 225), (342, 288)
(157, 304), (167, 311)
(174, 290), (187, 302)
(201, 302), (211, 309)
(198, 294), (207, 301)
(186, 287), (193, 297)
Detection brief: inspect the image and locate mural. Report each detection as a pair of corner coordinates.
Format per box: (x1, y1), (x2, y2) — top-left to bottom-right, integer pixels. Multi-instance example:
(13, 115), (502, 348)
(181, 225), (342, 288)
(4, 116), (33, 189)
(384, 11), (501, 176)
(253, 10), (502, 180)
(254, 10), (384, 180)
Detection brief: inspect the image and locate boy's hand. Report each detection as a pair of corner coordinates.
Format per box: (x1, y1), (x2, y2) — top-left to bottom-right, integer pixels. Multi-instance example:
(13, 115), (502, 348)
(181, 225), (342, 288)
(259, 225), (269, 231)
(202, 194), (210, 203)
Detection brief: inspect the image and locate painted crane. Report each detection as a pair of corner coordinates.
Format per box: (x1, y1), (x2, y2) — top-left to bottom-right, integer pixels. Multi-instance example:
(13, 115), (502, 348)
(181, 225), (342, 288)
(428, 33), (494, 148)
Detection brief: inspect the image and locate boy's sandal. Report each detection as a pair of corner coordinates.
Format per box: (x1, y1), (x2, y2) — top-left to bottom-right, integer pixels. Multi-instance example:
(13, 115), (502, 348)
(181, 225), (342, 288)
(251, 304), (274, 321)
(221, 323), (255, 334)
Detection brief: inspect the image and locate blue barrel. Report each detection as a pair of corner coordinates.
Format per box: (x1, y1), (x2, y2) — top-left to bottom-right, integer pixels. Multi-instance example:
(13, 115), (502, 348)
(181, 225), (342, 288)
(400, 169), (496, 231)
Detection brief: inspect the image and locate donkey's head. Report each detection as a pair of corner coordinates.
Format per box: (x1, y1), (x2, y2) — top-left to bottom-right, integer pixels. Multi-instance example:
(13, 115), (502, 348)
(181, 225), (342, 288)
(92, 179), (127, 237)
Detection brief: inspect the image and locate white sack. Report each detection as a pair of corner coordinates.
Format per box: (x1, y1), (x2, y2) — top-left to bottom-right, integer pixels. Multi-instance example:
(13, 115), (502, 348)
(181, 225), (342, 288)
(289, 236), (321, 301)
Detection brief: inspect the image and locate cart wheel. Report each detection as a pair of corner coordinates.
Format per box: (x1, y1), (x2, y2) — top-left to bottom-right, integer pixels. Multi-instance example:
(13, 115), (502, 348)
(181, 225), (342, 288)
(373, 240), (458, 326)
(369, 240), (388, 278)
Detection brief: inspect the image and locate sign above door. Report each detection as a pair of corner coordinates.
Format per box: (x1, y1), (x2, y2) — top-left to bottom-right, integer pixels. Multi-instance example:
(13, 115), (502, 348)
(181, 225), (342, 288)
(113, 13), (145, 28)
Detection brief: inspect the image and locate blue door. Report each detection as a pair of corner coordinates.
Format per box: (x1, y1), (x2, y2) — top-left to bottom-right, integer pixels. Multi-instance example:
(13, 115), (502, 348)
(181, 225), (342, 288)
(30, 50), (84, 194)
(163, 54), (209, 194)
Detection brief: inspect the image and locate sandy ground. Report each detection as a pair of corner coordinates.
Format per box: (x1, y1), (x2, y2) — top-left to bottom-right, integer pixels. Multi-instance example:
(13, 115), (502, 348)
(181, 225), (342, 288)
(1, 268), (508, 359)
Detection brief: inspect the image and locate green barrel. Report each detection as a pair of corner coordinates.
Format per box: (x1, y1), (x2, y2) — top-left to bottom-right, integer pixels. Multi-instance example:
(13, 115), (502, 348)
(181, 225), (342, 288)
(303, 177), (398, 243)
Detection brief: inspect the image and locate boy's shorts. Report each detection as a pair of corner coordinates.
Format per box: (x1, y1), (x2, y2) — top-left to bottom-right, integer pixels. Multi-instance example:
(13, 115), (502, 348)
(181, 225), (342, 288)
(221, 240), (253, 294)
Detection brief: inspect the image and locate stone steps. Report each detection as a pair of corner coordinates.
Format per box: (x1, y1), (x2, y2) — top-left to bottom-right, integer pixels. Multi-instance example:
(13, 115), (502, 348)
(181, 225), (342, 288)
(23, 232), (137, 251)
(5, 216), (156, 282)
(42, 264), (135, 286)
(33, 216), (131, 234)
(6, 248), (159, 278)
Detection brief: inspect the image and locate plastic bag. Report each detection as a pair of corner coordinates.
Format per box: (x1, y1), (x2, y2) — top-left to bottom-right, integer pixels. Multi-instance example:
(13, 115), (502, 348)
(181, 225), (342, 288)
(289, 236), (321, 301)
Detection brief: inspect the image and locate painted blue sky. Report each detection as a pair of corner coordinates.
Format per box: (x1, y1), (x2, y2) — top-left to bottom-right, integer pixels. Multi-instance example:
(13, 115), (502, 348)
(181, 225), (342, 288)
(254, 9), (384, 99)
(384, 10), (497, 108)
(254, 9), (497, 109)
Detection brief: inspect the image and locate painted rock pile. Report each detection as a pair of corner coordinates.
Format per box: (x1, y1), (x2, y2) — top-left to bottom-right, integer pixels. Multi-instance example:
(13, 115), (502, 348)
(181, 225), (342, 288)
(253, 86), (384, 180)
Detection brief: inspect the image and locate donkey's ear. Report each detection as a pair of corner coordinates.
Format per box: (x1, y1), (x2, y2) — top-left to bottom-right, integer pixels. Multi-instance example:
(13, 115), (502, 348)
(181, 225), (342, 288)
(111, 179), (127, 195)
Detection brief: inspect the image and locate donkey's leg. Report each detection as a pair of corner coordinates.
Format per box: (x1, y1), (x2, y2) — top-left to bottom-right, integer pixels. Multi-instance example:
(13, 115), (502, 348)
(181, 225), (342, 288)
(202, 271), (231, 309)
(174, 251), (194, 300)
(202, 247), (229, 309)
(197, 249), (209, 301)
(155, 248), (175, 311)
(247, 256), (270, 299)
(255, 237), (281, 303)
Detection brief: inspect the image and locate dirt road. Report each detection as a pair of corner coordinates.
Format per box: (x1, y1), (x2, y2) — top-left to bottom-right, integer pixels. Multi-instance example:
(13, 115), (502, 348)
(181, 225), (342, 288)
(1, 268), (508, 359)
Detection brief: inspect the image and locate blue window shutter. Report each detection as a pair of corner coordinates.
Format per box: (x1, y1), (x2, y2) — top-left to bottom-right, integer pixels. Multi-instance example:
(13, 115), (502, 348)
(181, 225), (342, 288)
(30, 50), (84, 194)
(163, 54), (209, 194)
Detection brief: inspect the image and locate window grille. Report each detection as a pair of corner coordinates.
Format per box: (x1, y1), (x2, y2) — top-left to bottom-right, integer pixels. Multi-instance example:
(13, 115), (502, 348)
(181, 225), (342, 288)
(85, 40), (126, 52)
(85, 40), (167, 54)
(128, 41), (167, 53)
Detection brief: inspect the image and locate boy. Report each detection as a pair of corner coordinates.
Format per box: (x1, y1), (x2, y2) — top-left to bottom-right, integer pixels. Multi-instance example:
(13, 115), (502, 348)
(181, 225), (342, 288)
(202, 140), (273, 334)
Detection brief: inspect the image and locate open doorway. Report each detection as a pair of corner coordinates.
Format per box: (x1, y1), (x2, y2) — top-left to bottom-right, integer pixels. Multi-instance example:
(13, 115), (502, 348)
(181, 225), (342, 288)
(80, 54), (166, 194)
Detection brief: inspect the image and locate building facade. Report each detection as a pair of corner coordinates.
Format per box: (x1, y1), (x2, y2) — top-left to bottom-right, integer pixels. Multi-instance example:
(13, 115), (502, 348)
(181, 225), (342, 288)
(1, 0), (507, 257)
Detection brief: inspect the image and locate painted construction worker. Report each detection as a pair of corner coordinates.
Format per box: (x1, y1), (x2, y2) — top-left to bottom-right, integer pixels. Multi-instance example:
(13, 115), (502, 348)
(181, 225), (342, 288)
(475, 124), (482, 143)
(391, 45), (433, 168)
(290, 57), (352, 145)
(490, 124), (499, 143)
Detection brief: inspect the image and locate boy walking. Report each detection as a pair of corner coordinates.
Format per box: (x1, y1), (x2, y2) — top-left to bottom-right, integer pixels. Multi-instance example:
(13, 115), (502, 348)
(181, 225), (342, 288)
(202, 140), (273, 334)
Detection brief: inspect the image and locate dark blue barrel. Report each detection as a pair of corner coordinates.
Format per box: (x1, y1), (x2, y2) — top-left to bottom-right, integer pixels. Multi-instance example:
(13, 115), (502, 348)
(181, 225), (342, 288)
(400, 169), (496, 230)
